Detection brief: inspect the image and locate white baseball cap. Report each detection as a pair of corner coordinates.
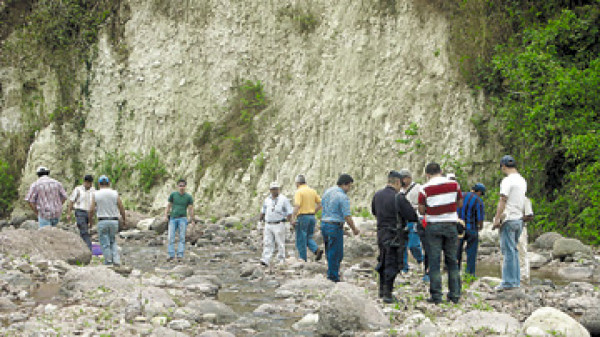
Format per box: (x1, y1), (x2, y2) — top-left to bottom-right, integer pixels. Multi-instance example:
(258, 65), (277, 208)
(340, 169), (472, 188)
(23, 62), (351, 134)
(269, 181), (280, 189)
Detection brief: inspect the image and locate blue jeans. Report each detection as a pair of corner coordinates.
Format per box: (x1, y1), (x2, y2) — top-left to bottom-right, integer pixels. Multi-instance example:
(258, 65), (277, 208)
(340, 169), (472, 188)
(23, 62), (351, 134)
(295, 215), (318, 261)
(38, 217), (59, 228)
(98, 220), (120, 265)
(402, 222), (424, 271)
(321, 222), (344, 282)
(168, 217), (188, 258)
(426, 222), (461, 302)
(458, 229), (479, 275)
(500, 220), (523, 288)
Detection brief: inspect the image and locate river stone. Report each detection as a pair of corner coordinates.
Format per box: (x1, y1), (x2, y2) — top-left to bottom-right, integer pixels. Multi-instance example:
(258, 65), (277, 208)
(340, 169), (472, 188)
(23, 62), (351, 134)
(217, 216), (241, 228)
(317, 282), (390, 336)
(0, 227), (91, 265)
(168, 319), (191, 331)
(0, 297), (17, 311)
(580, 308), (600, 335)
(478, 222), (498, 244)
(186, 225), (204, 245)
(186, 299), (238, 323)
(553, 238), (592, 258)
(449, 310), (520, 334)
(20, 220), (38, 230)
(557, 266), (593, 280)
(124, 211), (150, 231)
(535, 232), (563, 250)
(344, 237), (376, 259)
(277, 275), (334, 297)
(523, 307), (590, 337)
(136, 218), (155, 231)
(149, 327), (189, 337)
(293, 313), (319, 331)
(181, 275), (220, 295)
(152, 218), (168, 234)
(197, 331), (235, 337)
(567, 296), (600, 314)
(529, 252), (549, 269)
(62, 266), (134, 294)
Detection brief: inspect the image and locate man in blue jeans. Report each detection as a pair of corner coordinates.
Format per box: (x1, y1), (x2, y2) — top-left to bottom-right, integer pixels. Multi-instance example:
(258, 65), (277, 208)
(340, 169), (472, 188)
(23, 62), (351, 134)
(25, 166), (67, 228)
(291, 175), (323, 261)
(321, 174), (360, 282)
(90, 176), (126, 266)
(492, 155), (527, 291)
(164, 179), (195, 262)
(398, 169), (424, 274)
(456, 183), (486, 276)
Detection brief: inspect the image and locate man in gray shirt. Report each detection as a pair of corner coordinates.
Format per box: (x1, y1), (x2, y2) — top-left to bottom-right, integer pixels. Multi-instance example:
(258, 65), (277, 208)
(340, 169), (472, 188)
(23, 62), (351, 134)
(90, 175), (126, 266)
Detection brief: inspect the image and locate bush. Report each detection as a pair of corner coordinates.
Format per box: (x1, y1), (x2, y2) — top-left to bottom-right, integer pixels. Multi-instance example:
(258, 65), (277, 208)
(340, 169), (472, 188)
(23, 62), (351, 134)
(94, 150), (132, 188)
(0, 160), (17, 218)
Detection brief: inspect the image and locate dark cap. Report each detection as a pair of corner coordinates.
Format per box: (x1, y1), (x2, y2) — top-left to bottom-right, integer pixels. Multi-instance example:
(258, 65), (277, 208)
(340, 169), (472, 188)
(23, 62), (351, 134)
(388, 170), (403, 179)
(472, 183), (486, 195)
(84, 175), (94, 182)
(337, 173), (354, 186)
(500, 155), (516, 167)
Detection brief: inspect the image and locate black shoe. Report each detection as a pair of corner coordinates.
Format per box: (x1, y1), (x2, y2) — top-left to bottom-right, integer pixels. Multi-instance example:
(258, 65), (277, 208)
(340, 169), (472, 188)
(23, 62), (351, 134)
(167, 257), (175, 262)
(260, 261), (268, 267)
(315, 249), (324, 261)
(448, 298), (459, 304)
(426, 297), (442, 305)
(378, 281), (384, 299)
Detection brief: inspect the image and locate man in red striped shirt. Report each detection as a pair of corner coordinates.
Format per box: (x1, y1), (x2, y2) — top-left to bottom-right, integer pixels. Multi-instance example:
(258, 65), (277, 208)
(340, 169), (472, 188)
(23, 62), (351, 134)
(418, 162), (463, 304)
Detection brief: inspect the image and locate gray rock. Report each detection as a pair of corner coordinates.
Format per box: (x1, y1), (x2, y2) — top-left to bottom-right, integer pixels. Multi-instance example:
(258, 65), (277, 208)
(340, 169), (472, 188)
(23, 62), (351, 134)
(523, 307), (590, 337)
(0, 220), (10, 230)
(181, 275), (220, 295)
(528, 252), (549, 269)
(0, 227), (91, 265)
(317, 282), (389, 336)
(9, 216), (28, 228)
(557, 266), (593, 280)
(197, 331), (235, 337)
(535, 232), (563, 249)
(277, 275), (334, 297)
(553, 238), (592, 258)
(292, 313), (319, 331)
(217, 216), (241, 228)
(149, 327), (189, 337)
(167, 319), (191, 331)
(344, 237), (376, 259)
(0, 297), (17, 312)
(170, 265), (195, 278)
(20, 220), (38, 231)
(567, 296), (600, 314)
(0, 270), (34, 291)
(449, 310), (520, 334)
(124, 211), (150, 231)
(580, 308), (600, 335)
(186, 299), (238, 323)
(152, 218), (168, 234)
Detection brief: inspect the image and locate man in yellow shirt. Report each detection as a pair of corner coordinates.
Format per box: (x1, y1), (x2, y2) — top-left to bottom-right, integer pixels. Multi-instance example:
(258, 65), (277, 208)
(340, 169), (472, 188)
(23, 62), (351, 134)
(291, 174), (323, 261)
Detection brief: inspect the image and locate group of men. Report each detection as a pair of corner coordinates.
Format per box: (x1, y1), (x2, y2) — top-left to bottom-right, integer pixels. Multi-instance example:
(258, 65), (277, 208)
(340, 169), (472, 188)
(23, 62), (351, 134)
(258, 155), (532, 304)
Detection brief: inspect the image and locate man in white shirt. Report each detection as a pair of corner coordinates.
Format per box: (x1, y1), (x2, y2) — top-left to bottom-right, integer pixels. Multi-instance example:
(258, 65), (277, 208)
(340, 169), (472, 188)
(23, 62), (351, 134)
(259, 182), (293, 267)
(67, 175), (95, 250)
(493, 155), (527, 290)
(398, 169), (424, 275)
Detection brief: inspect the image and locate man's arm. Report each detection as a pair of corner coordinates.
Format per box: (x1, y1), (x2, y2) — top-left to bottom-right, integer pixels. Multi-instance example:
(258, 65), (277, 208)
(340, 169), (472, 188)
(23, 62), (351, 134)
(418, 204), (426, 217)
(89, 194), (95, 228)
(117, 196), (126, 226)
(315, 202), (322, 213)
(188, 204), (195, 225)
(492, 195), (508, 229)
(28, 202), (38, 217)
(164, 202), (172, 221)
(341, 197), (359, 236)
(291, 206), (299, 226)
(345, 215), (360, 236)
(67, 200), (74, 222)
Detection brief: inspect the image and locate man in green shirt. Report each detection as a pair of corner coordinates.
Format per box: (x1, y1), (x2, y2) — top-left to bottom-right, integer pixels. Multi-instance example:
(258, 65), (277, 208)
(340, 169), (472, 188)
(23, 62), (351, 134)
(164, 179), (195, 262)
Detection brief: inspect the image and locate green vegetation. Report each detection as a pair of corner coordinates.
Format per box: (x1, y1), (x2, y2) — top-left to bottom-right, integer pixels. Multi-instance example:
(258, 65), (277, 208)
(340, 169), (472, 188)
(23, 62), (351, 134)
(0, 160), (17, 218)
(396, 122), (424, 156)
(93, 148), (168, 192)
(193, 79), (268, 181)
(420, 0), (600, 244)
(134, 147), (168, 193)
(278, 5), (319, 34)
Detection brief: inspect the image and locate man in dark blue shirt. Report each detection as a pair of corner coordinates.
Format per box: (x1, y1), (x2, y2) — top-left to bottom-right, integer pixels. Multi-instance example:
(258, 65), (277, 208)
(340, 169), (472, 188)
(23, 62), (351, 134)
(456, 183), (486, 276)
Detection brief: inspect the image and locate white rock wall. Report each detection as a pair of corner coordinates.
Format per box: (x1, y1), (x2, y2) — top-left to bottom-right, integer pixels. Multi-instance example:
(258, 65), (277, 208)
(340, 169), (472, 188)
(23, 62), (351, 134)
(3, 0), (497, 217)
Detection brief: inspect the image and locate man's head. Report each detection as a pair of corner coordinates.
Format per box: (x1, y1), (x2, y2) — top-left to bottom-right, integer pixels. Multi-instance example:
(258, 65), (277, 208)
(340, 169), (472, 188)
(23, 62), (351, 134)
(177, 179), (187, 193)
(387, 170), (404, 191)
(98, 175), (110, 188)
(337, 173), (354, 193)
(83, 174), (93, 189)
(36, 166), (50, 177)
(295, 174), (306, 187)
(424, 162), (442, 179)
(471, 183), (486, 197)
(499, 155), (517, 174)
(269, 181), (280, 197)
(398, 168), (412, 187)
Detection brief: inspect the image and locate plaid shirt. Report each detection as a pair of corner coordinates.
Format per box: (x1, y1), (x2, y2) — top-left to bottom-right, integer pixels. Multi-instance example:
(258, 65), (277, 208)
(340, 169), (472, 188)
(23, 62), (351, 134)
(25, 176), (67, 219)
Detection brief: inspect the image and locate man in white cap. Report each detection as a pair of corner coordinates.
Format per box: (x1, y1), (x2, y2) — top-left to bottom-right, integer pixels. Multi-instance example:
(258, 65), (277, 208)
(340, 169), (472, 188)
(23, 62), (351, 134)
(25, 166), (68, 228)
(259, 182), (293, 266)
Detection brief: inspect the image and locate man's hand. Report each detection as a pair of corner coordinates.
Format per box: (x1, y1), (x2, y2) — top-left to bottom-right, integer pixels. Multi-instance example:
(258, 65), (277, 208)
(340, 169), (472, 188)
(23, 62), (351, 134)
(352, 227), (360, 236)
(67, 214), (72, 223)
(290, 219), (296, 227)
(492, 218), (501, 230)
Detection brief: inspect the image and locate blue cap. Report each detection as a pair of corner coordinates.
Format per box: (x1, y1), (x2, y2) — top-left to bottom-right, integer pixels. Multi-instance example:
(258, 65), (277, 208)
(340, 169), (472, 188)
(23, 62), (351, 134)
(472, 183), (486, 195)
(500, 155), (516, 167)
(98, 175), (110, 184)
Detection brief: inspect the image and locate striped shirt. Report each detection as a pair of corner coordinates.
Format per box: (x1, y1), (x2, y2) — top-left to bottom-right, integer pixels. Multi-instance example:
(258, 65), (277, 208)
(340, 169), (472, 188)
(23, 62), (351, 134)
(25, 176), (68, 219)
(457, 192), (485, 230)
(418, 176), (462, 223)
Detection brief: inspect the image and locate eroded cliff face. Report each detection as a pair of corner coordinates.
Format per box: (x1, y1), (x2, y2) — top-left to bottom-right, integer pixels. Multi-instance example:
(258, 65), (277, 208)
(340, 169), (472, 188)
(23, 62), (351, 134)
(1, 0), (496, 217)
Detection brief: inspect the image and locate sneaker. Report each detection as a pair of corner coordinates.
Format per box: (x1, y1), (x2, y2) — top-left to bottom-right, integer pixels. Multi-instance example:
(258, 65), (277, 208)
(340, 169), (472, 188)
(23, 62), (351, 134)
(315, 249), (324, 261)
(494, 285), (506, 292)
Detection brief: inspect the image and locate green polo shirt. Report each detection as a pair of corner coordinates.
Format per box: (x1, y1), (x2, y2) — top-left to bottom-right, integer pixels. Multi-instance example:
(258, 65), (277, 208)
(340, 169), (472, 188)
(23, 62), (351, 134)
(168, 192), (193, 218)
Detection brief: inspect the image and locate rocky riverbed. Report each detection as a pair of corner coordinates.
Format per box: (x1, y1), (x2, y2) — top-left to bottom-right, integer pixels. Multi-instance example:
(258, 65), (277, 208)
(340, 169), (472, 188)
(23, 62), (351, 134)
(0, 215), (598, 336)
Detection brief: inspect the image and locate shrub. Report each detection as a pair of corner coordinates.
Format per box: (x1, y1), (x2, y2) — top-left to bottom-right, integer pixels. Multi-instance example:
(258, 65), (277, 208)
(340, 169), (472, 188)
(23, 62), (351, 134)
(134, 147), (168, 193)
(0, 160), (17, 218)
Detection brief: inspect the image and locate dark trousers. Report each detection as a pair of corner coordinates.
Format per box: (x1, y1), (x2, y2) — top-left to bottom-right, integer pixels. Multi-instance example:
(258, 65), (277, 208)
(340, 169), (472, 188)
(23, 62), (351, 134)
(457, 228), (479, 276)
(426, 222), (461, 302)
(321, 222), (344, 282)
(75, 209), (93, 250)
(376, 227), (406, 285)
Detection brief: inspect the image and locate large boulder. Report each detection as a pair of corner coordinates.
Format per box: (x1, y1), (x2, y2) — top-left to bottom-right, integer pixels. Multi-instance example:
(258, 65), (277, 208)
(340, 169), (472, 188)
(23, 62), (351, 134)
(523, 307), (590, 337)
(217, 216), (241, 229)
(276, 275), (335, 298)
(528, 252), (549, 269)
(580, 308), (600, 335)
(553, 238), (592, 258)
(344, 237), (376, 259)
(186, 299), (238, 324)
(124, 210), (150, 231)
(479, 221), (498, 244)
(448, 310), (520, 335)
(558, 266), (593, 280)
(535, 232), (563, 250)
(317, 282), (390, 336)
(0, 227), (91, 265)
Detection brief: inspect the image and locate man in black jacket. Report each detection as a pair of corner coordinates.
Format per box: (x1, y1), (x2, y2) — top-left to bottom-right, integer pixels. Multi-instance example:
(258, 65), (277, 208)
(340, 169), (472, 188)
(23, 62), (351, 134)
(372, 171), (418, 303)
